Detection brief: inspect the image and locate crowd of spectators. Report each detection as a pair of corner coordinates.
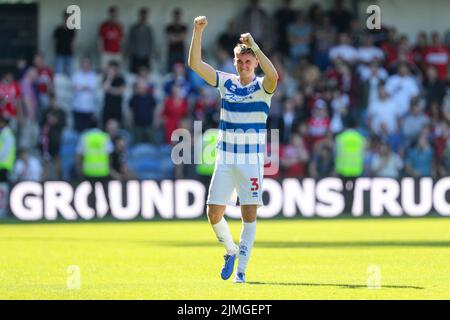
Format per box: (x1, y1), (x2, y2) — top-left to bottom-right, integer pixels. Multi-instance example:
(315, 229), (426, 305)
(1, 0), (450, 182)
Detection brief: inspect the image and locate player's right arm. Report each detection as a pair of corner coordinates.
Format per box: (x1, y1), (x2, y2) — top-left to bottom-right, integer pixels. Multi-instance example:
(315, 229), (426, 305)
(188, 16), (217, 87)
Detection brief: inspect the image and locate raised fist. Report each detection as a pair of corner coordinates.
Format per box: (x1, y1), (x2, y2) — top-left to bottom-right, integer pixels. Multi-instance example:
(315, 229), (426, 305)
(194, 16), (208, 31)
(240, 33), (256, 48)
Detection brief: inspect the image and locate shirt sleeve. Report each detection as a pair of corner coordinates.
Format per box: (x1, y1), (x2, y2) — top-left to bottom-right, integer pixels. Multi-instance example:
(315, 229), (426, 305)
(215, 71), (232, 96)
(213, 71), (220, 88)
(258, 76), (275, 96)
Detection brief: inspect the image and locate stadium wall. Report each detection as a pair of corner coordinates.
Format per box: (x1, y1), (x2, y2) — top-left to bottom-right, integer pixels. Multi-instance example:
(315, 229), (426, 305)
(36, 0), (450, 69)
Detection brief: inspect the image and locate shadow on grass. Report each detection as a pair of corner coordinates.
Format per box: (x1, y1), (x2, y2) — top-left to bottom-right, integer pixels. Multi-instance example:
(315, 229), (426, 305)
(247, 281), (425, 290)
(0, 213), (447, 225)
(1, 237), (450, 249)
(149, 240), (450, 249)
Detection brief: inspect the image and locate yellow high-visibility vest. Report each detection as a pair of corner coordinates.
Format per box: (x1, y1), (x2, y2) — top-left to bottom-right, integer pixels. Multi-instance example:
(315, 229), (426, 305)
(0, 127), (16, 171)
(335, 129), (366, 177)
(83, 130), (110, 177)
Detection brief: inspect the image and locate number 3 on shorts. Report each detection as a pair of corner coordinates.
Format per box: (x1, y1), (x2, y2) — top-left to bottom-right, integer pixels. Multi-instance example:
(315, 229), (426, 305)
(250, 178), (259, 191)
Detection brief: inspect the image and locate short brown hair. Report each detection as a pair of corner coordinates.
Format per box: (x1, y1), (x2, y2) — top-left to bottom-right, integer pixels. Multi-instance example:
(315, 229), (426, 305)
(233, 43), (256, 57)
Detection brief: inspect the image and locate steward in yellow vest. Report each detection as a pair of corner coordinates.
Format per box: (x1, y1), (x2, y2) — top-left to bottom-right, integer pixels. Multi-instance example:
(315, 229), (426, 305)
(335, 127), (366, 178)
(0, 116), (16, 182)
(76, 121), (113, 181)
(334, 118), (366, 214)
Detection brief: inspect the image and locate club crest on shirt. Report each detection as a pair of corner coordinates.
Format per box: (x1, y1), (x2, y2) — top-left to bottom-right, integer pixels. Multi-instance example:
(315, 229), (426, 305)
(224, 92), (254, 102)
(223, 79), (260, 102)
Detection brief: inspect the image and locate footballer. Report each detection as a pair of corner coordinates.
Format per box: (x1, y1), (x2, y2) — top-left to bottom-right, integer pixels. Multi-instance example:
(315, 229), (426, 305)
(188, 16), (278, 283)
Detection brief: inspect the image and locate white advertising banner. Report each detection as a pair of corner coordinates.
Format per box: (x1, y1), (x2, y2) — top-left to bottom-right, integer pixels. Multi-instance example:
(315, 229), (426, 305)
(7, 178), (450, 221)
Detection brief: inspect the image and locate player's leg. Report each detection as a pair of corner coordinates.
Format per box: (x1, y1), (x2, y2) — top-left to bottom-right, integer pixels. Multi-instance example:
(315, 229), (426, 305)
(207, 204), (237, 255)
(207, 162), (239, 280)
(234, 205), (257, 283)
(233, 155), (264, 283)
(208, 203), (239, 280)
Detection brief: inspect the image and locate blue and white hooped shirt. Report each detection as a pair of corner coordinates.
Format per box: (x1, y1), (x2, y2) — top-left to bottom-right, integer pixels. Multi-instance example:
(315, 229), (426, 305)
(214, 71), (274, 155)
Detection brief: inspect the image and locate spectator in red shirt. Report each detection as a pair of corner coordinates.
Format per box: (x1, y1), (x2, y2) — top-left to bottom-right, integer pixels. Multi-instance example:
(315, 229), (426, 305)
(193, 87), (219, 130)
(381, 27), (399, 71)
(34, 53), (54, 111)
(389, 35), (419, 76)
(161, 84), (188, 144)
(424, 32), (450, 82)
(433, 119), (450, 177)
(263, 138), (281, 179)
(399, 35), (414, 58)
(411, 31), (428, 73)
(0, 72), (21, 121)
(99, 6), (123, 71)
(280, 133), (309, 178)
(307, 99), (331, 150)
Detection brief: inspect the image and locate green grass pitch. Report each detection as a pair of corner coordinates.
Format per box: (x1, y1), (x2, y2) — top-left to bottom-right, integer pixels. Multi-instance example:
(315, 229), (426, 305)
(0, 217), (449, 299)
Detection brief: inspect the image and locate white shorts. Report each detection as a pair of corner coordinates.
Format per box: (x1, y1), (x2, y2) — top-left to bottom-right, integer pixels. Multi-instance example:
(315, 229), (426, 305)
(206, 151), (264, 206)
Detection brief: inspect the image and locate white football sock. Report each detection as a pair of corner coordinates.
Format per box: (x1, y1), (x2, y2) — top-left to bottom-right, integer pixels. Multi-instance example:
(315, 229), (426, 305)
(212, 217), (238, 255)
(237, 221), (256, 274)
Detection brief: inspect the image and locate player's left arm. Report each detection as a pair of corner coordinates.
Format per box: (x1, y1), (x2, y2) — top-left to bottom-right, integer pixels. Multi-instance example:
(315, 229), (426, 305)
(240, 33), (278, 94)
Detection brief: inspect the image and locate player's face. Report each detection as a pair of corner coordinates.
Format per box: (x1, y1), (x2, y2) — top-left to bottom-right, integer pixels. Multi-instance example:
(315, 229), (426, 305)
(234, 53), (258, 78)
